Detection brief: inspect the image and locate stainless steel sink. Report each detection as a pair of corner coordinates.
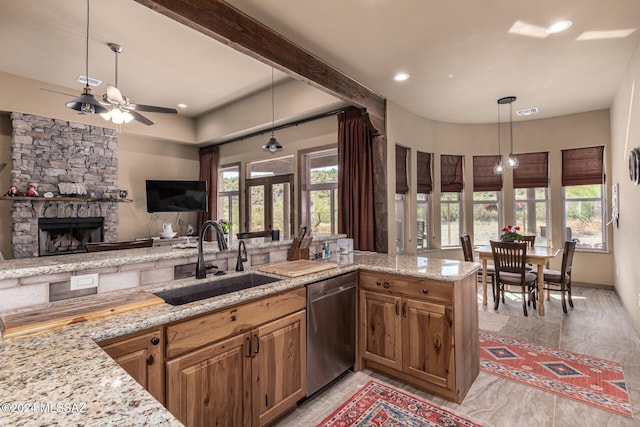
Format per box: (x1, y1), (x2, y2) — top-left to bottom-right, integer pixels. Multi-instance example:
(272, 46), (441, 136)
(153, 273), (282, 306)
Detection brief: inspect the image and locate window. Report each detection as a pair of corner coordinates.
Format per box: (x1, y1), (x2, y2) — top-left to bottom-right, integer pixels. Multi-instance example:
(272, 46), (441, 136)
(217, 164), (240, 238)
(301, 148), (338, 234)
(396, 145), (408, 253)
(472, 155), (502, 245)
(440, 155), (463, 247)
(416, 151), (432, 250)
(515, 188), (549, 245)
(245, 156), (294, 238)
(561, 146), (606, 251)
(513, 152), (549, 245)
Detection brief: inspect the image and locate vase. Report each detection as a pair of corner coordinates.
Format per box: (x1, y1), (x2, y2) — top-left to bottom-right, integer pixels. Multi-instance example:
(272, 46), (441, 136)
(224, 233), (229, 244)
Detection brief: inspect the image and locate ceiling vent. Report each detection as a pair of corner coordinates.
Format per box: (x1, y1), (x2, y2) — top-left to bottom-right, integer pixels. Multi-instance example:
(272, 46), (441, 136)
(76, 75), (102, 87)
(516, 107), (539, 117)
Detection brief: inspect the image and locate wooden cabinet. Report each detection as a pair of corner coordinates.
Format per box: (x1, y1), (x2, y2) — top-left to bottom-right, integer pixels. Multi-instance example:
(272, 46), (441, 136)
(358, 270), (478, 403)
(165, 288), (307, 427)
(100, 328), (164, 404)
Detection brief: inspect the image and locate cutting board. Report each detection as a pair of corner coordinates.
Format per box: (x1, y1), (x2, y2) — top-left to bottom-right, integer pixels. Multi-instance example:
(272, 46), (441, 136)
(258, 259), (338, 277)
(0, 291), (164, 339)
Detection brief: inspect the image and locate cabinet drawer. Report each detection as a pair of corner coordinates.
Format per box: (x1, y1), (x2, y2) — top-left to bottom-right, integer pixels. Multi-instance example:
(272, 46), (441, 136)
(358, 270), (452, 303)
(165, 287), (306, 359)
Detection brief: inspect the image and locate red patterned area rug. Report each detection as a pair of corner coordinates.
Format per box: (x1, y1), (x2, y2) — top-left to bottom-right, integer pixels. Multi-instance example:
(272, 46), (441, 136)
(480, 330), (632, 418)
(317, 380), (482, 427)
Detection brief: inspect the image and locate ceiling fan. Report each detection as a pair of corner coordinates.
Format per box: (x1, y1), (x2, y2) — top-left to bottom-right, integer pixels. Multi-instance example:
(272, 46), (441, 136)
(101, 42), (177, 126)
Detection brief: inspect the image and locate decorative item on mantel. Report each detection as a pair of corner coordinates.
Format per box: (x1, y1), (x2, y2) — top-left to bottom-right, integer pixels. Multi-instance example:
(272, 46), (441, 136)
(501, 225), (523, 242)
(58, 182), (88, 196)
(25, 183), (39, 197)
(4, 183), (21, 196)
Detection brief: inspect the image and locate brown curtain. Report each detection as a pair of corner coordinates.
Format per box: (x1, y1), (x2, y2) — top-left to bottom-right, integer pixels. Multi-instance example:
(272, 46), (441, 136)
(562, 146), (605, 186)
(441, 154), (464, 192)
(338, 108), (375, 251)
(395, 145), (408, 194)
(513, 152), (549, 188)
(472, 155), (502, 191)
(198, 145), (219, 239)
(417, 151), (432, 194)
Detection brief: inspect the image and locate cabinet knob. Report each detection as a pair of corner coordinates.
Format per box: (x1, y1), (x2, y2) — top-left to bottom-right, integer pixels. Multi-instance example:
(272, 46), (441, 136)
(376, 281), (381, 286)
(150, 337), (160, 345)
(382, 281), (390, 289)
(146, 355), (155, 366)
(422, 289), (428, 294)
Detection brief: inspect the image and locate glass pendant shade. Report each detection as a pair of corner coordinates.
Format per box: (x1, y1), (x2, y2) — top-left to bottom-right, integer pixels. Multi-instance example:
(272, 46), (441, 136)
(497, 96), (518, 170)
(507, 153), (519, 168)
(494, 160), (504, 175)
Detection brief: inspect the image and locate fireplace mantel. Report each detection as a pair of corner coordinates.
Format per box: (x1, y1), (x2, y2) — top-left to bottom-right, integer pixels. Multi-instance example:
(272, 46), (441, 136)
(1, 196), (132, 203)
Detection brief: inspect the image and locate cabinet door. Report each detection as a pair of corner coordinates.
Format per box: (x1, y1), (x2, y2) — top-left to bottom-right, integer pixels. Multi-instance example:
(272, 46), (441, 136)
(166, 333), (252, 427)
(101, 329), (164, 404)
(252, 310), (306, 427)
(359, 290), (402, 370)
(402, 298), (454, 388)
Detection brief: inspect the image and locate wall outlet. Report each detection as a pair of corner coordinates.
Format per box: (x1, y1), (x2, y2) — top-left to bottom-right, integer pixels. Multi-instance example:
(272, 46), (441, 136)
(70, 273), (99, 291)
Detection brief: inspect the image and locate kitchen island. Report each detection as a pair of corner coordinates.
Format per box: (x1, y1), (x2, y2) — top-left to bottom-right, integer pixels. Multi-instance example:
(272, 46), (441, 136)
(0, 251), (479, 426)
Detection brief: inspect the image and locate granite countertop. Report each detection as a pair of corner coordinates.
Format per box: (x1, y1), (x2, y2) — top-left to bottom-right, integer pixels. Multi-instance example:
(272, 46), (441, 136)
(0, 253), (479, 426)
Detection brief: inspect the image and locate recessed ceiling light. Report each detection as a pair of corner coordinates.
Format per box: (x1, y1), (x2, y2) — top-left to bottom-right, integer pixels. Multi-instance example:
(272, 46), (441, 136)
(177, 103), (188, 109)
(546, 20), (573, 34)
(393, 72), (410, 82)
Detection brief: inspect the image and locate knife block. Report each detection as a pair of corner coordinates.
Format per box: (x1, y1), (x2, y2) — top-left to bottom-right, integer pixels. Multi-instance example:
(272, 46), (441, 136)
(287, 239), (310, 261)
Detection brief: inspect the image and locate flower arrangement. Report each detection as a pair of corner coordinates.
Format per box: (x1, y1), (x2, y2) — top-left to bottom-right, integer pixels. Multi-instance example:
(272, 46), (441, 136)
(501, 225), (523, 242)
(217, 219), (231, 234)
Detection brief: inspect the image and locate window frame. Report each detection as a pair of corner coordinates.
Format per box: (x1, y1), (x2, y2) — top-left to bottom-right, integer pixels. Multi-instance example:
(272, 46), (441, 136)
(440, 191), (463, 248)
(514, 187), (550, 246)
(562, 184), (607, 252)
(472, 190), (502, 246)
(416, 192), (431, 250)
(217, 163), (240, 239)
(300, 147), (338, 235)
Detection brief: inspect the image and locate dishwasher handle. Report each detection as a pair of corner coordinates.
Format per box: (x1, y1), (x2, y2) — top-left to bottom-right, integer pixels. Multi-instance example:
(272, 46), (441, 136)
(309, 283), (355, 303)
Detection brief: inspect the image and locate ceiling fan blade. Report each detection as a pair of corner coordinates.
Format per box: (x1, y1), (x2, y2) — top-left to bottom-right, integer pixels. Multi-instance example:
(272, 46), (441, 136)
(106, 84), (125, 104)
(128, 109), (154, 125)
(131, 104), (178, 114)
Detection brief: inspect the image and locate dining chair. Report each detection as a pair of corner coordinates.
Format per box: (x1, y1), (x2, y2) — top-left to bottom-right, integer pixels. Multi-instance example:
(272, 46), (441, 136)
(460, 234), (495, 300)
(539, 240), (577, 313)
(520, 235), (535, 247)
(490, 240), (538, 316)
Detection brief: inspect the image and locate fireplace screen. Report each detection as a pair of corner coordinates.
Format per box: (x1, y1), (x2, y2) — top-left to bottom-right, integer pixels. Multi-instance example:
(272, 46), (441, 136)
(38, 217), (104, 256)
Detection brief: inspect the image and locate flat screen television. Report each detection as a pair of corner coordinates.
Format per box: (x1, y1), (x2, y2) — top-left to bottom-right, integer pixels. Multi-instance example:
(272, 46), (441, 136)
(145, 180), (208, 213)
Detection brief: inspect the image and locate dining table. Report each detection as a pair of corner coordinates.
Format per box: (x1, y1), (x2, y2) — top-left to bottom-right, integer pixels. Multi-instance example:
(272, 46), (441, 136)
(475, 244), (560, 316)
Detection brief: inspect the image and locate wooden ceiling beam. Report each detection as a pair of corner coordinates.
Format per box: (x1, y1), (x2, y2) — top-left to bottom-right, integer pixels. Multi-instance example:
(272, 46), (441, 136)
(135, 0), (386, 134)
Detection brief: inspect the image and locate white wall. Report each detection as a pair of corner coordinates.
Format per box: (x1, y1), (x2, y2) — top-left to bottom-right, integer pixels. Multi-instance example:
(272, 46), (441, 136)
(610, 35), (640, 337)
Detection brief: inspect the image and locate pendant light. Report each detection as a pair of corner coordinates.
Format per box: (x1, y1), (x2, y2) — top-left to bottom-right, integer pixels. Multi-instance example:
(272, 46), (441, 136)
(497, 96), (518, 169)
(262, 68), (283, 152)
(494, 99), (504, 175)
(65, 0), (108, 115)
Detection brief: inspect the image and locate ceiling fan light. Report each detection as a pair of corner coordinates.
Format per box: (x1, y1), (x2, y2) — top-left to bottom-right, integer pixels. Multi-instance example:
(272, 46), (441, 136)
(122, 110), (134, 123)
(66, 87), (108, 115)
(110, 107), (124, 124)
(263, 135), (283, 152)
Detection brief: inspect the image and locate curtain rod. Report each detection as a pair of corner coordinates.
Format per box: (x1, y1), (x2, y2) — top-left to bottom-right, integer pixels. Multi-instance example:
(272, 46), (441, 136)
(209, 106), (353, 147)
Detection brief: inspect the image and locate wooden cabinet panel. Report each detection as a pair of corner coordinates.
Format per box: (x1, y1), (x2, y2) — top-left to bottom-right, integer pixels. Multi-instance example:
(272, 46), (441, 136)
(166, 287), (306, 359)
(359, 270), (453, 303)
(402, 299), (453, 388)
(165, 333), (252, 427)
(101, 328), (164, 404)
(359, 290), (402, 370)
(358, 270), (478, 403)
(252, 310), (306, 427)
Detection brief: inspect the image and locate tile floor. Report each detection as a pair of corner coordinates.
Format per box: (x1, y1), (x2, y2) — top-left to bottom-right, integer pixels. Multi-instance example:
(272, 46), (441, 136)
(276, 285), (640, 427)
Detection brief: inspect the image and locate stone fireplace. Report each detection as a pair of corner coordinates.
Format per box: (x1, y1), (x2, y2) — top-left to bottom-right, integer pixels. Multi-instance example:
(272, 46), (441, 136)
(9, 113), (119, 258)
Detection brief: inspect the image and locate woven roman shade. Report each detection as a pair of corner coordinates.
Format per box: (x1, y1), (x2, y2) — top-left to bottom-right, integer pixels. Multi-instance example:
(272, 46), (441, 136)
(513, 152), (549, 188)
(396, 145), (408, 194)
(441, 154), (464, 192)
(417, 151), (432, 194)
(562, 146), (605, 186)
(473, 155), (502, 191)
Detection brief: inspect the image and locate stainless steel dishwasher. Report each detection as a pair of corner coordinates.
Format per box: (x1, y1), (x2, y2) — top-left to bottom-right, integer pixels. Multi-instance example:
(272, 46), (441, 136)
(306, 271), (356, 396)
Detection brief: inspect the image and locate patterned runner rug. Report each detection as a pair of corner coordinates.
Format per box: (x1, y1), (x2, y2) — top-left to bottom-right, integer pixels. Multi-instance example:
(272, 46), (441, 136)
(480, 330), (632, 417)
(317, 380), (482, 427)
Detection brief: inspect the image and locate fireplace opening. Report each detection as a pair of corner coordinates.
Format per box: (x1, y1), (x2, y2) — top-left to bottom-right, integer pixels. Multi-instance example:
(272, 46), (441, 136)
(38, 217), (104, 256)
